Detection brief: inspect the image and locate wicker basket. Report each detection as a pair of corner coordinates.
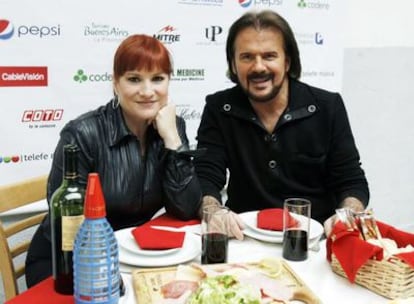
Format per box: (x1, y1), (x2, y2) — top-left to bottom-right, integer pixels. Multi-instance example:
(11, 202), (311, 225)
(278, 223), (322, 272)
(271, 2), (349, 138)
(331, 254), (414, 299)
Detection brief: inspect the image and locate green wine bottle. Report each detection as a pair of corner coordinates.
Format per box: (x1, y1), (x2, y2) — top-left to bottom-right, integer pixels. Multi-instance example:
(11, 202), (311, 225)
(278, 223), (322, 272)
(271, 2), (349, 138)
(50, 144), (85, 295)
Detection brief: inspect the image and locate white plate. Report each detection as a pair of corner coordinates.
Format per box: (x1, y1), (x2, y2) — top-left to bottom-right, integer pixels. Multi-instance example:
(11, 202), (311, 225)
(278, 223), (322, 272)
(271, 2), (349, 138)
(242, 225), (283, 243)
(116, 227), (180, 256)
(240, 211), (324, 243)
(240, 211), (284, 237)
(116, 229), (201, 267)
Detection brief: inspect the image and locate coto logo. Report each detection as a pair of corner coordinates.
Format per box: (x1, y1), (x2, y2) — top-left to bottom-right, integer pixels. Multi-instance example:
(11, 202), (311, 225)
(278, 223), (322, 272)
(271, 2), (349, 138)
(238, 0), (252, 8)
(0, 19), (14, 40)
(22, 109), (64, 122)
(0, 155), (20, 164)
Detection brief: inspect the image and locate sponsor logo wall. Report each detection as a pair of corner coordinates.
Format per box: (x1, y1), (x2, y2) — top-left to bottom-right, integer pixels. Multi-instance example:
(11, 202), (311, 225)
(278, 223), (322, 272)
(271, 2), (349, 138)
(0, 0), (344, 184)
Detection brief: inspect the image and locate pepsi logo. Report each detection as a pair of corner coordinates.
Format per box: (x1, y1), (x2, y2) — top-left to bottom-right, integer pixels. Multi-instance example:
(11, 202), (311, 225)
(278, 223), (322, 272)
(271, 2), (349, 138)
(239, 0), (252, 8)
(0, 19), (14, 40)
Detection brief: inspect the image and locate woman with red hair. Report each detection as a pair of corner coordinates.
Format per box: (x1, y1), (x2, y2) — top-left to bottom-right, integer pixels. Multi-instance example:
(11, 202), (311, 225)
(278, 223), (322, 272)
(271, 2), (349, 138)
(26, 34), (202, 287)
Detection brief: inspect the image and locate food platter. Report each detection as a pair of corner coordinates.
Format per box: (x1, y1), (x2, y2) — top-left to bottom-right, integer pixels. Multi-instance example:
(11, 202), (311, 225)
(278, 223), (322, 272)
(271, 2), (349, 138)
(131, 258), (321, 304)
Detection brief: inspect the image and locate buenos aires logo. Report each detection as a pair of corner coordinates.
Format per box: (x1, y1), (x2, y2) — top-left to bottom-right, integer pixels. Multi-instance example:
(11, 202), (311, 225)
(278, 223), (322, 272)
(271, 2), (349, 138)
(0, 19), (14, 40)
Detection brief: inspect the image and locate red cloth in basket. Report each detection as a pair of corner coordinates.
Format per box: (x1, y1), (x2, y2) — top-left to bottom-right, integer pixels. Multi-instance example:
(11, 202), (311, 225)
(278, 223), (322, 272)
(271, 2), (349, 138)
(257, 208), (298, 231)
(327, 221), (414, 283)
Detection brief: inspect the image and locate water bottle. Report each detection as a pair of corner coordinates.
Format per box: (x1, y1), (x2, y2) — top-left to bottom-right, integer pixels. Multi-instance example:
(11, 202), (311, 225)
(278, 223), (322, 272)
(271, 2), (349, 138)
(73, 173), (120, 304)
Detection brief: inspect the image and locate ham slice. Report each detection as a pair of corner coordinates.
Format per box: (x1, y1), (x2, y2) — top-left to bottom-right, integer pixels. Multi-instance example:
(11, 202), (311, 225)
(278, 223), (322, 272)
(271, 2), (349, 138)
(237, 269), (293, 302)
(160, 280), (199, 299)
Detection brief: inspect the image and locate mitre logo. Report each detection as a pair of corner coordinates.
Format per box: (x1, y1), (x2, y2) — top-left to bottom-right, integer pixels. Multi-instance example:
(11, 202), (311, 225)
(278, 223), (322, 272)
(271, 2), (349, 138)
(153, 25), (180, 44)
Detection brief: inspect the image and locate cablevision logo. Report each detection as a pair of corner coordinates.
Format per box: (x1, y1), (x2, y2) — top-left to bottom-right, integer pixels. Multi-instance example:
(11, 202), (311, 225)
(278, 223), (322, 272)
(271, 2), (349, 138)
(0, 152), (53, 164)
(0, 19), (61, 40)
(238, 0), (282, 8)
(73, 69), (112, 83)
(0, 66), (48, 87)
(297, 0), (330, 10)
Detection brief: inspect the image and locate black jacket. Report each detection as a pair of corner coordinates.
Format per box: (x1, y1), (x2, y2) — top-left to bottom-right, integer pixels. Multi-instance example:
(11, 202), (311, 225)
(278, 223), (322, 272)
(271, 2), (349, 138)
(26, 100), (202, 287)
(194, 79), (369, 224)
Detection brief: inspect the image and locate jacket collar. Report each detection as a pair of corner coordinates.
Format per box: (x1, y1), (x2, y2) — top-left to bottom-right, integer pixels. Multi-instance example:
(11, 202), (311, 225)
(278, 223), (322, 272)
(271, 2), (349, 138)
(106, 100), (134, 147)
(221, 79), (319, 129)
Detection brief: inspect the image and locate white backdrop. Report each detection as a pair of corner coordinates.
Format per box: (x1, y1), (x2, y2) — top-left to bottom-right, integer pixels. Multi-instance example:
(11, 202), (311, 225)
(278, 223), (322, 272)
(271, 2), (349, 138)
(0, 0), (344, 183)
(341, 0), (414, 229)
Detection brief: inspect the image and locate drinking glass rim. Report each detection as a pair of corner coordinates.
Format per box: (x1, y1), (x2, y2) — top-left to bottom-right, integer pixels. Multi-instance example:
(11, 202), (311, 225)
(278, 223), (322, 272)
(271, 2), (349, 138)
(284, 198), (311, 206)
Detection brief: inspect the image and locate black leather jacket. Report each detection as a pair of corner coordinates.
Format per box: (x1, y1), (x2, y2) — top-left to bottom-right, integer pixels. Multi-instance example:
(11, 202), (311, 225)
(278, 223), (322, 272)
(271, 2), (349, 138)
(42, 100), (202, 235)
(26, 100), (202, 287)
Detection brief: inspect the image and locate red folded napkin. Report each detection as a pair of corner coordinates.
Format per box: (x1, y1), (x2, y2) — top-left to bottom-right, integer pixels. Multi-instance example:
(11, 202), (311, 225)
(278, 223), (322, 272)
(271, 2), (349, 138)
(130, 213), (201, 250)
(131, 225), (185, 250)
(326, 221), (414, 283)
(143, 213), (200, 228)
(257, 208), (298, 231)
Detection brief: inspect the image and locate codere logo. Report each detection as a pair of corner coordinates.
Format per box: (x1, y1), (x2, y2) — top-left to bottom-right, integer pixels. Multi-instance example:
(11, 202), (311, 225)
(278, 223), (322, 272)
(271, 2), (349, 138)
(297, 0), (330, 9)
(73, 69), (112, 83)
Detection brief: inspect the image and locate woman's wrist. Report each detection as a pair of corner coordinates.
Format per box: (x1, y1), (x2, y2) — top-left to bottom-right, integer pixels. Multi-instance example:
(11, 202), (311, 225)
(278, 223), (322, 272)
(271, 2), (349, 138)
(163, 136), (182, 150)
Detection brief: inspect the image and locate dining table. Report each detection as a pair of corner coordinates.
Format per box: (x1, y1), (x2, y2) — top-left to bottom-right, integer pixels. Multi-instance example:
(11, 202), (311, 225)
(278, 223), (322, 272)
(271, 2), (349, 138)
(6, 217), (407, 304)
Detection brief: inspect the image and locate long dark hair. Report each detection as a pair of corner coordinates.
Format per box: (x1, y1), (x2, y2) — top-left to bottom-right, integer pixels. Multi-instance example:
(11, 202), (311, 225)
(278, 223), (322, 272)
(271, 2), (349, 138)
(226, 10), (301, 83)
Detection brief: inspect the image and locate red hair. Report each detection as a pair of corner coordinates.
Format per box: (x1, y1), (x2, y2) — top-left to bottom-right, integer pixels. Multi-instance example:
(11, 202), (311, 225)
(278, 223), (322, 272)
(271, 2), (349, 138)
(113, 34), (172, 81)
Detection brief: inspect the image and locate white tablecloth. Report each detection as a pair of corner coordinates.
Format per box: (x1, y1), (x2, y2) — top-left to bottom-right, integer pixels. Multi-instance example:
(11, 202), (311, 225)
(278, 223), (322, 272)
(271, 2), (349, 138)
(120, 234), (391, 304)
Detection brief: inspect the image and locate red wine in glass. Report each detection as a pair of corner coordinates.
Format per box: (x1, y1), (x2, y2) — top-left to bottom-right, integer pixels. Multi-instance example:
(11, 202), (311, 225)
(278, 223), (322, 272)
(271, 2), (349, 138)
(201, 232), (228, 264)
(282, 230), (308, 261)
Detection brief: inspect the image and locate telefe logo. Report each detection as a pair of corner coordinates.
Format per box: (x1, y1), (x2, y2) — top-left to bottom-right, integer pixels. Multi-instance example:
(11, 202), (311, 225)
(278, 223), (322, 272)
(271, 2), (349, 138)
(0, 152), (52, 164)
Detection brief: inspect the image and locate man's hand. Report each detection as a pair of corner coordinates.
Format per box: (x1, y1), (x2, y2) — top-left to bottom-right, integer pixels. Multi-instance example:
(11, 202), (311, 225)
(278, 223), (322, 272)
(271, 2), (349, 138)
(323, 197), (365, 237)
(199, 195), (245, 240)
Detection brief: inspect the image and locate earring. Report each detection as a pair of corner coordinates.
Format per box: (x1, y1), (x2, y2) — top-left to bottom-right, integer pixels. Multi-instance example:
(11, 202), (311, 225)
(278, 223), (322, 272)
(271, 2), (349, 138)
(112, 95), (120, 109)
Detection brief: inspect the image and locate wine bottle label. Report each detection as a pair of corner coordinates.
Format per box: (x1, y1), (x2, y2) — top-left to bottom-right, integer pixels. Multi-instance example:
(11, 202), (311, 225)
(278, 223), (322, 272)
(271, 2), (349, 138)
(61, 215), (85, 251)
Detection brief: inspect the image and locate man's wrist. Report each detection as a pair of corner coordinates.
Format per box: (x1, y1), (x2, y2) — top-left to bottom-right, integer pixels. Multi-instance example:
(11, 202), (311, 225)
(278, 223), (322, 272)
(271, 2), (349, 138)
(198, 195), (221, 218)
(340, 197), (365, 212)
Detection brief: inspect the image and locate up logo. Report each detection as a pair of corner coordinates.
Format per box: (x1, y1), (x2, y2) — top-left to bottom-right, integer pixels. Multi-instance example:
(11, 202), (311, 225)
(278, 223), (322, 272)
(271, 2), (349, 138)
(0, 19), (14, 40)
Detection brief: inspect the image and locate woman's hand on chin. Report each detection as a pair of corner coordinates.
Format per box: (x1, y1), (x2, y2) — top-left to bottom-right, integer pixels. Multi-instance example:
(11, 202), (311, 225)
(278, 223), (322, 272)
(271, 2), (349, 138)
(155, 104), (181, 149)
